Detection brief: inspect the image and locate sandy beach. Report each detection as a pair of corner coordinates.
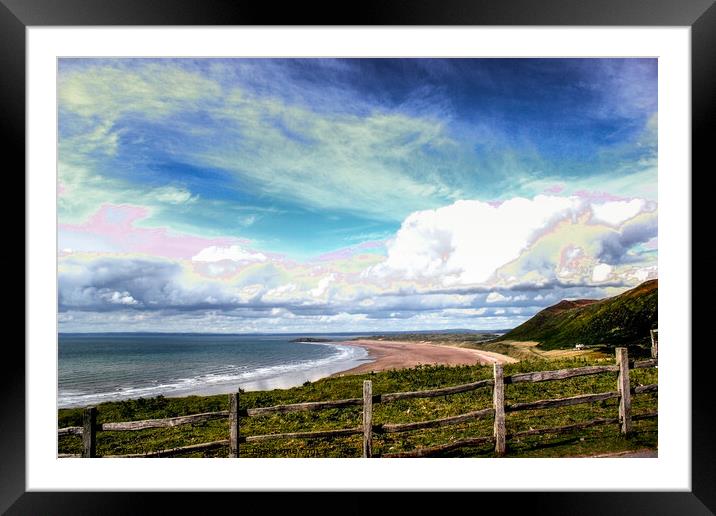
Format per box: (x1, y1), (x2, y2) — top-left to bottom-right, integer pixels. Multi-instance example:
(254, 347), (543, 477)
(331, 339), (516, 376)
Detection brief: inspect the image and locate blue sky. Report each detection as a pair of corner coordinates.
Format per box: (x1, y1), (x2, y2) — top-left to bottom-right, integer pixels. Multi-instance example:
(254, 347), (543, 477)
(58, 58), (658, 332)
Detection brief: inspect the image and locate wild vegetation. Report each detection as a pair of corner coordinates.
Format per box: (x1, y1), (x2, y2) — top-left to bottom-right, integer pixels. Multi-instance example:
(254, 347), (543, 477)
(58, 356), (657, 458)
(496, 280), (657, 350)
(357, 332), (501, 348)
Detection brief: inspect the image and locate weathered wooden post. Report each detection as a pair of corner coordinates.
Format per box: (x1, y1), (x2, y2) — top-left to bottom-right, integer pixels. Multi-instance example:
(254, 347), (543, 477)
(229, 391), (240, 458)
(82, 406), (97, 458)
(362, 380), (373, 458)
(650, 329), (658, 359)
(493, 363), (506, 456)
(616, 347), (632, 434)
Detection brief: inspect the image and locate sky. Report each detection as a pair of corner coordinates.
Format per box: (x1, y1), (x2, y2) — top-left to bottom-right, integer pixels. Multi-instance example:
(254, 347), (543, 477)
(57, 58), (658, 333)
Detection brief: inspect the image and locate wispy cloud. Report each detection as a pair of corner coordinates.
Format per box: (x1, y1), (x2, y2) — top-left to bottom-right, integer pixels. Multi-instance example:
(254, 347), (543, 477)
(57, 58), (658, 332)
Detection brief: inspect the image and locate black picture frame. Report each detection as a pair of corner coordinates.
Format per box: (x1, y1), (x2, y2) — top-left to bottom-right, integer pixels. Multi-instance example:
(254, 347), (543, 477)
(4, 0), (715, 513)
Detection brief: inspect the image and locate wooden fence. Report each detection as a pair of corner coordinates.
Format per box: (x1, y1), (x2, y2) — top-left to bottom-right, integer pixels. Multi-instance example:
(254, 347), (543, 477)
(650, 329), (659, 359)
(58, 347), (658, 458)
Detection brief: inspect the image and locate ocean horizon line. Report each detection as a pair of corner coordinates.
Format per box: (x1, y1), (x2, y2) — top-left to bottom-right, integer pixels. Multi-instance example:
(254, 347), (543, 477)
(58, 328), (511, 337)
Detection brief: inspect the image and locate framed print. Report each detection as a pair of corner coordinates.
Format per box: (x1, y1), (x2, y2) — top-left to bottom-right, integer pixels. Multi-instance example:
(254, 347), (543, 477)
(5, 0), (716, 513)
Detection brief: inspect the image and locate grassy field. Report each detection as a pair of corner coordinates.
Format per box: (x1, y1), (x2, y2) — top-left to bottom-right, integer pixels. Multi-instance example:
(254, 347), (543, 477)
(58, 355), (657, 458)
(360, 332), (502, 346)
(469, 339), (615, 361)
(359, 332), (627, 362)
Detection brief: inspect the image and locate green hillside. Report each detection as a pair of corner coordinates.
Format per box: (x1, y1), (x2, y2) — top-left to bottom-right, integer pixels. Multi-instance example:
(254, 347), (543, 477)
(497, 279), (657, 350)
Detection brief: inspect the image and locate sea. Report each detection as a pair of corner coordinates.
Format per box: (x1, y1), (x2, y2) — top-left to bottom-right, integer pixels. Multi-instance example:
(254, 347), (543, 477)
(58, 333), (372, 408)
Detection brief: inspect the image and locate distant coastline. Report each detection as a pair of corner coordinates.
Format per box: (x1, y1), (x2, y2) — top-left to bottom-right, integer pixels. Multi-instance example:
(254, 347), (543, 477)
(289, 337), (335, 343)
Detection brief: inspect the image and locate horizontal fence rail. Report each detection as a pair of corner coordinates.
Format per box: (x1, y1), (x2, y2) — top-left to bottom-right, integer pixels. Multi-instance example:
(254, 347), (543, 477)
(113, 440), (230, 458)
(242, 398), (362, 417)
(241, 427), (362, 443)
(379, 378), (494, 402)
(59, 347), (658, 458)
(505, 391), (621, 413)
(507, 364), (618, 384)
(376, 407), (494, 434)
(105, 411), (230, 431)
(508, 417), (619, 439)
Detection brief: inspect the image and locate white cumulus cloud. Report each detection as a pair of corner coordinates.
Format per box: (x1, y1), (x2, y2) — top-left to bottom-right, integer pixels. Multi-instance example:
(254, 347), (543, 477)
(192, 245), (266, 263)
(371, 195), (656, 288)
(101, 290), (139, 306)
(375, 195), (584, 284)
(591, 199), (651, 226)
(310, 274), (336, 298)
(486, 292), (509, 303)
(591, 263), (613, 282)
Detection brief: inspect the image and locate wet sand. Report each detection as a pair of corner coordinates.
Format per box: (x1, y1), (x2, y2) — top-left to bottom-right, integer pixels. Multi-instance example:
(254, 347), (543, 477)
(331, 339), (516, 376)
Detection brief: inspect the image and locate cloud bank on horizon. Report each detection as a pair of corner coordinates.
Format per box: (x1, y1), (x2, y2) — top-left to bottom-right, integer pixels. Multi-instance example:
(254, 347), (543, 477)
(57, 58), (658, 333)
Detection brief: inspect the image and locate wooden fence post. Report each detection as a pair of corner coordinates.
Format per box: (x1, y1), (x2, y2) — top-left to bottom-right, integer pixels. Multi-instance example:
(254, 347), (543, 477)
(493, 364), (506, 456)
(650, 329), (658, 359)
(229, 391), (240, 458)
(616, 348), (632, 434)
(363, 380), (373, 458)
(82, 406), (97, 458)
